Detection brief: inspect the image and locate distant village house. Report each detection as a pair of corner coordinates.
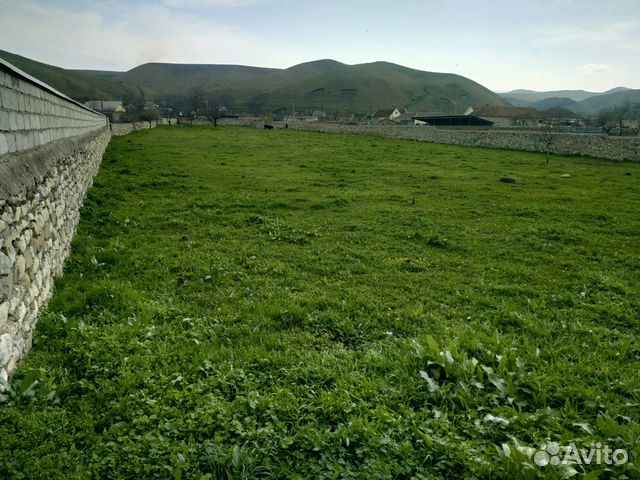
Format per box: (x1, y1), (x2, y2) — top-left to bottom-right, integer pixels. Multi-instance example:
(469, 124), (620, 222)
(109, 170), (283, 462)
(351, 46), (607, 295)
(83, 100), (125, 115)
(372, 107), (406, 123)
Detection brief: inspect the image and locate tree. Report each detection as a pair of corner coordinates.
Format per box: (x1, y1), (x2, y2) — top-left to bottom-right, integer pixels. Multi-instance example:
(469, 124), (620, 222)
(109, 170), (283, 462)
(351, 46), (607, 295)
(595, 110), (616, 134)
(595, 103), (633, 134)
(140, 107), (160, 122)
(219, 92), (235, 113)
(119, 85), (148, 123)
(613, 104), (630, 128)
(628, 103), (640, 131)
(189, 87), (205, 119)
(204, 95), (223, 126)
(538, 125), (558, 163)
(247, 93), (269, 117)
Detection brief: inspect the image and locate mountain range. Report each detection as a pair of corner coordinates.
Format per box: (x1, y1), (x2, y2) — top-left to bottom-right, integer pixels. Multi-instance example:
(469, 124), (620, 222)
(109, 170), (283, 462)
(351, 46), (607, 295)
(500, 87), (640, 116)
(0, 50), (509, 114)
(2, 49), (636, 116)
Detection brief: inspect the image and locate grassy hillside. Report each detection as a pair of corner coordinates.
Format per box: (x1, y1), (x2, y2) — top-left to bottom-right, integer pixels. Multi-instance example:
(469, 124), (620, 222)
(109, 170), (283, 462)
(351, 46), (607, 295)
(579, 89), (640, 112)
(0, 126), (638, 478)
(0, 50), (509, 113)
(261, 60), (509, 113)
(530, 97), (583, 113)
(500, 89), (599, 104)
(124, 58), (513, 112)
(116, 62), (279, 98)
(501, 88), (640, 115)
(0, 50), (140, 102)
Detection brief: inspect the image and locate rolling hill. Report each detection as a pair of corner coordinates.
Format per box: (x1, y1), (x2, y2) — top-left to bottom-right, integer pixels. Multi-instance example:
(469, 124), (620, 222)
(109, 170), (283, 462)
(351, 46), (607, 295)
(0, 50), (142, 101)
(0, 50), (509, 113)
(500, 89), (600, 105)
(578, 89), (640, 112)
(530, 97), (583, 113)
(500, 87), (638, 115)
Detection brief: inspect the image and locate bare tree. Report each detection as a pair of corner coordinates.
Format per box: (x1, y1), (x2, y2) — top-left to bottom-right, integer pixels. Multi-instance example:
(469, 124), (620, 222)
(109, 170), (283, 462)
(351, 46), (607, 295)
(219, 92), (235, 113)
(538, 125), (559, 163)
(595, 104), (633, 134)
(614, 104), (630, 128)
(247, 93), (269, 117)
(629, 103), (640, 131)
(595, 110), (616, 134)
(205, 95), (223, 126)
(189, 87), (205, 124)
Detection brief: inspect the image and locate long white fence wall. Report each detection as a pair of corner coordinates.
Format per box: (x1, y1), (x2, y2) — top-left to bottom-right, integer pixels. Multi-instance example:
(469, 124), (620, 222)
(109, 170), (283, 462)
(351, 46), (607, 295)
(0, 59), (110, 384)
(0, 59), (107, 155)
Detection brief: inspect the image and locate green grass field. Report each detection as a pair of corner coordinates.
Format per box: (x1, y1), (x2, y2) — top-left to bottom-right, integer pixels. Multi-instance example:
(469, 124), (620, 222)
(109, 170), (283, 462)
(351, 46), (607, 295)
(1, 126), (638, 479)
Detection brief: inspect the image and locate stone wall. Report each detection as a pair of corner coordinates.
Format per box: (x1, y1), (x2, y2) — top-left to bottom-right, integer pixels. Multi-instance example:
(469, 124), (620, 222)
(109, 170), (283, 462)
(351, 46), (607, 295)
(110, 118), (174, 136)
(286, 122), (640, 162)
(0, 59), (110, 384)
(111, 120), (155, 136)
(177, 117), (257, 127)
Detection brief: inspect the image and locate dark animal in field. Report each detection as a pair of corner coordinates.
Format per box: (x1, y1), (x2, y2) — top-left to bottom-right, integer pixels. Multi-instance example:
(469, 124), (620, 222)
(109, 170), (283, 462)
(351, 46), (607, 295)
(499, 177), (516, 184)
(264, 124), (274, 130)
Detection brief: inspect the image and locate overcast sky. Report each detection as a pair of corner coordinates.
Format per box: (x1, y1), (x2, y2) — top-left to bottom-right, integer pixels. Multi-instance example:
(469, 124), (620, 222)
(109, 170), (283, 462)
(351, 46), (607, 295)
(1, 0), (639, 92)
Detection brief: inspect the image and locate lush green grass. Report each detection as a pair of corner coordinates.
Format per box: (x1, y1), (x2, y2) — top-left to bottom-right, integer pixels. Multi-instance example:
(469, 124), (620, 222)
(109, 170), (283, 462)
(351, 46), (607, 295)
(1, 126), (639, 479)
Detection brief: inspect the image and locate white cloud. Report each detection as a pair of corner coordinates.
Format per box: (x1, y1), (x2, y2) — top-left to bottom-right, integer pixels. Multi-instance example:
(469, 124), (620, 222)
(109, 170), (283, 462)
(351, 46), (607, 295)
(537, 20), (640, 51)
(580, 63), (612, 74)
(0, 0), (637, 92)
(162, 0), (266, 5)
(0, 0), (303, 71)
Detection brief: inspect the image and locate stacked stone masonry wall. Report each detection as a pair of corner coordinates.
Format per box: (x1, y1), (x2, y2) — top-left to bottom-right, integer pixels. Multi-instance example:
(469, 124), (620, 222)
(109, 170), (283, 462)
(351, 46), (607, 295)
(285, 122), (640, 162)
(110, 118), (173, 136)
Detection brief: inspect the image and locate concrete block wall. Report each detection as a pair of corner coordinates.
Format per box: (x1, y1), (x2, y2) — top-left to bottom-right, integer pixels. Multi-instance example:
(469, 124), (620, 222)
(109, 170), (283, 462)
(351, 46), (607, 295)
(0, 60), (110, 384)
(286, 123), (640, 162)
(0, 64), (108, 155)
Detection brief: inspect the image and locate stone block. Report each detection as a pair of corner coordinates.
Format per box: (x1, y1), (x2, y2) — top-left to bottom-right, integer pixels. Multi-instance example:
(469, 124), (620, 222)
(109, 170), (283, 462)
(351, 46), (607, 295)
(22, 132), (35, 150)
(5, 132), (16, 152)
(5, 353), (16, 377)
(0, 333), (12, 366)
(13, 131), (22, 151)
(12, 302), (27, 323)
(0, 133), (7, 155)
(0, 301), (8, 328)
(13, 237), (26, 254)
(0, 252), (10, 275)
(0, 274), (13, 301)
(14, 255), (26, 281)
(0, 87), (18, 110)
(8, 112), (17, 130)
(0, 110), (9, 131)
